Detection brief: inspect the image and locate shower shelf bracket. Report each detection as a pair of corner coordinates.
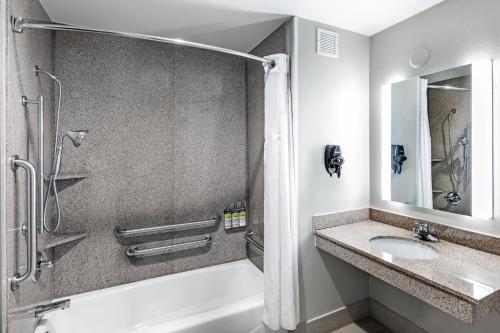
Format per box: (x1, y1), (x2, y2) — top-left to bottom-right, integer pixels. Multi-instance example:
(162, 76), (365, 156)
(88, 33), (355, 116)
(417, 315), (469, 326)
(43, 172), (89, 181)
(114, 216), (221, 238)
(39, 233), (87, 250)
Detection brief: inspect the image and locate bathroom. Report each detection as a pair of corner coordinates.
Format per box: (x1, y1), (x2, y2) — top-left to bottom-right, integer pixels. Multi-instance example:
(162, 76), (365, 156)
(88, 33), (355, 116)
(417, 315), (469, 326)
(2, 0), (500, 332)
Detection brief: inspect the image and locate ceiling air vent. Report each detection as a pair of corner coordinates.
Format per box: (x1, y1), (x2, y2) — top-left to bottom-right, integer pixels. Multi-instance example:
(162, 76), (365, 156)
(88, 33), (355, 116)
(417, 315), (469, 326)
(316, 28), (339, 58)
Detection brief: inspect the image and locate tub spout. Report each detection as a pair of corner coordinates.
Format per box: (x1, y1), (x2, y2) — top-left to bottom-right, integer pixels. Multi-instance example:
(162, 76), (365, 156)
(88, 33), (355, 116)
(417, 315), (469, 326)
(34, 299), (71, 318)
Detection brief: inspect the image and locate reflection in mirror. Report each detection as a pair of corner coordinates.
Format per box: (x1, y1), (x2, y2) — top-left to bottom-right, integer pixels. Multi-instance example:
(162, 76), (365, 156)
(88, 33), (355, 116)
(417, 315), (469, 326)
(389, 63), (492, 218)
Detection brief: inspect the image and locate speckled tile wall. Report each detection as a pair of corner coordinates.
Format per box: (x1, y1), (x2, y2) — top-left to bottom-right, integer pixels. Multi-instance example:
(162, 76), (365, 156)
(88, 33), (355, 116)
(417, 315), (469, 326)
(247, 23), (288, 237)
(51, 31), (249, 296)
(6, 0), (55, 331)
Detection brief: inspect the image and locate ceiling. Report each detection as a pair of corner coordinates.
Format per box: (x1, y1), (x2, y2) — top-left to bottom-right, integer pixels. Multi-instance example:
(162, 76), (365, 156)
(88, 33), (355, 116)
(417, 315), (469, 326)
(39, 0), (446, 52)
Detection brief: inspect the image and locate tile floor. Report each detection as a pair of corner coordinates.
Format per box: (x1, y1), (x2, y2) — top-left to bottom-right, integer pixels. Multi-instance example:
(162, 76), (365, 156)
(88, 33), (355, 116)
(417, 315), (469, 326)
(332, 318), (392, 333)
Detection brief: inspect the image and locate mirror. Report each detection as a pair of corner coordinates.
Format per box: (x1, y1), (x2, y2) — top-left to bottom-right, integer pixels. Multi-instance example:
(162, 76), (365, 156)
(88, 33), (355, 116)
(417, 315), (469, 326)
(388, 63), (493, 218)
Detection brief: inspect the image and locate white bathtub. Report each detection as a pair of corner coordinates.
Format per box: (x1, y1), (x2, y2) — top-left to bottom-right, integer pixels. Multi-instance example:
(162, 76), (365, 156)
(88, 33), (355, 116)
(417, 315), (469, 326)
(38, 260), (264, 333)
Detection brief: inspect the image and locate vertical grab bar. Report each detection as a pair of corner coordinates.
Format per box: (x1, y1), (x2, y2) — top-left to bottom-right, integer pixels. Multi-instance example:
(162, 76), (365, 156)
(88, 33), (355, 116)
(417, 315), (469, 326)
(22, 95), (44, 234)
(10, 155), (37, 290)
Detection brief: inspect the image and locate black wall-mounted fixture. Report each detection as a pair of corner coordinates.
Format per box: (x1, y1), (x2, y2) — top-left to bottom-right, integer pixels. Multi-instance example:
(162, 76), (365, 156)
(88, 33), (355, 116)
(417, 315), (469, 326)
(392, 144), (407, 174)
(324, 145), (344, 178)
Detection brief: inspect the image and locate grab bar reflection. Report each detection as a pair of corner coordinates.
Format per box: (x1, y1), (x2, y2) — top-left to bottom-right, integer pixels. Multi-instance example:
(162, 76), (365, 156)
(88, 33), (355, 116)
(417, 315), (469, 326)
(245, 230), (264, 253)
(10, 155), (38, 290)
(114, 217), (220, 238)
(126, 234), (214, 258)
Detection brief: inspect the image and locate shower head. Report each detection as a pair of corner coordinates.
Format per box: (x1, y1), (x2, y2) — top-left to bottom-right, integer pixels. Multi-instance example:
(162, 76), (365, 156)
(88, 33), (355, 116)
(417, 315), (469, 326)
(63, 130), (89, 147)
(449, 108), (457, 115)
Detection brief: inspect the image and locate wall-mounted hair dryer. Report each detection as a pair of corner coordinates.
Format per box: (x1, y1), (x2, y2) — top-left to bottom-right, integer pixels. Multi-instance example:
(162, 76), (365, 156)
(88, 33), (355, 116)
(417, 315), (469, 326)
(392, 144), (407, 174)
(324, 145), (344, 178)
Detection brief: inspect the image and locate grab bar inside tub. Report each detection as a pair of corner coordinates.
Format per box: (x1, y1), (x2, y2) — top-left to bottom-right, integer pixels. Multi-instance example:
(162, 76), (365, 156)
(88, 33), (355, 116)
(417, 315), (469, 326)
(245, 230), (264, 253)
(114, 216), (220, 238)
(10, 155), (38, 290)
(126, 234), (214, 258)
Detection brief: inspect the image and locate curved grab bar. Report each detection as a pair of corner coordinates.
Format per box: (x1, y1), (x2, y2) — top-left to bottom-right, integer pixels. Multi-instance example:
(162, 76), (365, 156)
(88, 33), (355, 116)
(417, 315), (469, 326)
(126, 234), (214, 258)
(245, 230), (264, 253)
(9, 155), (37, 290)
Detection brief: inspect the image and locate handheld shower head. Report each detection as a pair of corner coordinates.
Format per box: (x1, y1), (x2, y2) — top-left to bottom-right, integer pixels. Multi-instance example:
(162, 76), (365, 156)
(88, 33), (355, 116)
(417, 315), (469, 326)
(64, 130), (89, 147)
(50, 130), (89, 176)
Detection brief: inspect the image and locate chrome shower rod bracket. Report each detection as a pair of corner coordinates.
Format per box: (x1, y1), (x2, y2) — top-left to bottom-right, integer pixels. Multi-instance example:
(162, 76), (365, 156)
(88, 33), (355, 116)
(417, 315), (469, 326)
(11, 16), (25, 33)
(21, 95), (39, 107)
(10, 16), (276, 68)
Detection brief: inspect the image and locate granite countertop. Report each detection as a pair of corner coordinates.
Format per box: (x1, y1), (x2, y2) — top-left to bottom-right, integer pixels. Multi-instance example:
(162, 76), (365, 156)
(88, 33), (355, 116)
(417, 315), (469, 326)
(316, 220), (500, 304)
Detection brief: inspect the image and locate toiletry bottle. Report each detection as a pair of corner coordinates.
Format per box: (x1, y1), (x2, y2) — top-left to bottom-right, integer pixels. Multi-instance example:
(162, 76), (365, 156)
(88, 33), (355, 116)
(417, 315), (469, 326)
(224, 205), (232, 229)
(232, 202), (240, 228)
(239, 201), (247, 227)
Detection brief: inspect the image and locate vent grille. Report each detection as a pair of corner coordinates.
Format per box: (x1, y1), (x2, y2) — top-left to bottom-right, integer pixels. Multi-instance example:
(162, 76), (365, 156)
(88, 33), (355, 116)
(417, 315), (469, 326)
(317, 28), (339, 58)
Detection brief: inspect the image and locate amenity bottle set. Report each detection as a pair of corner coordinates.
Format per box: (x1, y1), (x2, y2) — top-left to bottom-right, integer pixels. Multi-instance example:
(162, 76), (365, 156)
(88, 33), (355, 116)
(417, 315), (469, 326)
(224, 201), (247, 229)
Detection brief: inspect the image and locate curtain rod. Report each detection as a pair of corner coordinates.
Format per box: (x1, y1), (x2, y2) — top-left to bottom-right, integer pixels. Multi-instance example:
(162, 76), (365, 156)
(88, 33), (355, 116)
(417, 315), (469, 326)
(11, 16), (275, 68)
(427, 85), (470, 91)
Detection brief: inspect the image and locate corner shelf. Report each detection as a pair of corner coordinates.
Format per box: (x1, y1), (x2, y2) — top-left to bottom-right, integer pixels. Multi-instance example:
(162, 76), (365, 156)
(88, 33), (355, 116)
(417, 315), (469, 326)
(432, 189), (444, 194)
(44, 172), (89, 181)
(431, 158), (444, 163)
(44, 172), (89, 192)
(39, 232), (87, 250)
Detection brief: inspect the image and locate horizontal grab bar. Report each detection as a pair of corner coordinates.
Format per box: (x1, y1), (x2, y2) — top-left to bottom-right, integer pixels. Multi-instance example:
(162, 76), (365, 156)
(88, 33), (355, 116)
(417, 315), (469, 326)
(126, 234), (214, 258)
(245, 230), (264, 253)
(114, 216), (220, 238)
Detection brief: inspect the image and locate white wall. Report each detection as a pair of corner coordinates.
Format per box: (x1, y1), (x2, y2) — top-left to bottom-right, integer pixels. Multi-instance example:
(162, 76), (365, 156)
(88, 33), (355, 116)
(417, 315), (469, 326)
(370, 0), (500, 235)
(370, 0), (500, 331)
(292, 17), (371, 321)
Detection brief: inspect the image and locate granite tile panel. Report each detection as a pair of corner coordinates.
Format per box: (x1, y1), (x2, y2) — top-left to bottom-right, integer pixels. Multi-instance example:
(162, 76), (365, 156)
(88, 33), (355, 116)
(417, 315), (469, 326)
(52, 31), (248, 296)
(313, 209), (370, 230)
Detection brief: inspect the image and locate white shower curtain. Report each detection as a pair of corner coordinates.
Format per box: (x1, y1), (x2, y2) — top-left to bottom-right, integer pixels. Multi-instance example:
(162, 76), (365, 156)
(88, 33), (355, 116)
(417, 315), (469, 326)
(263, 54), (299, 331)
(416, 78), (433, 209)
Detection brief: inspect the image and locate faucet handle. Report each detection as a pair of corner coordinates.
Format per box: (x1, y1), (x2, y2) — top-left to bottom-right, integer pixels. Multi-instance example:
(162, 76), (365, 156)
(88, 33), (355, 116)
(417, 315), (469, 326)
(37, 260), (53, 272)
(414, 221), (427, 229)
(412, 222), (438, 242)
(413, 222), (428, 237)
(32, 252), (53, 282)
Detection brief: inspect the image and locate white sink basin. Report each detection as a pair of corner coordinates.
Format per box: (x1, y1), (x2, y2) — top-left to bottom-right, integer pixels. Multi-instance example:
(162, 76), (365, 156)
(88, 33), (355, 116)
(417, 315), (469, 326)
(369, 237), (439, 260)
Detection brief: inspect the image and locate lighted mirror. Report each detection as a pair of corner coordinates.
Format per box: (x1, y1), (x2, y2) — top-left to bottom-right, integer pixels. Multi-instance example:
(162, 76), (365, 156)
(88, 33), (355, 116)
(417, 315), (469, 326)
(386, 62), (493, 218)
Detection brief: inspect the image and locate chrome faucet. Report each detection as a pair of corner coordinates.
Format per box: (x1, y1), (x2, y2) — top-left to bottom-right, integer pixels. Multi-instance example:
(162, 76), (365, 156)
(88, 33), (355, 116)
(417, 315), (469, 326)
(34, 299), (70, 318)
(412, 222), (439, 243)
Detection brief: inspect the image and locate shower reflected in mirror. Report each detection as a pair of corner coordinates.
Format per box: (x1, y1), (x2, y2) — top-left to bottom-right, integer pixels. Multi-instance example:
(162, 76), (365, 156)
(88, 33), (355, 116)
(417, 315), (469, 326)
(389, 64), (474, 217)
